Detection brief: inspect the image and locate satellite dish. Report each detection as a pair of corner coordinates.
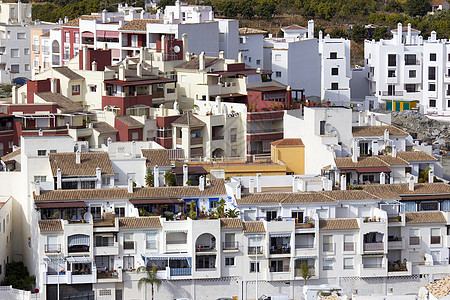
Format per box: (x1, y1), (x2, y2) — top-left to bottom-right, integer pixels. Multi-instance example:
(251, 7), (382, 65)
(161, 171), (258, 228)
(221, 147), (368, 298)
(173, 45), (181, 53)
(83, 212), (92, 223)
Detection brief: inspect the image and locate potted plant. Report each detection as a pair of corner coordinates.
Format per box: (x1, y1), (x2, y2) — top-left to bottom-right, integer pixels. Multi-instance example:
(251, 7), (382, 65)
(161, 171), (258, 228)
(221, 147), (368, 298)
(364, 217), (369, 222)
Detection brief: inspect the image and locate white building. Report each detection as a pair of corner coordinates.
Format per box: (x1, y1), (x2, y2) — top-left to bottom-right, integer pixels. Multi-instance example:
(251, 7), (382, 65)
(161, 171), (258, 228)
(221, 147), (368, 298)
(238, 27), (266, 69)
(365, 23), (450, 114)
(0, 196), (12, 282)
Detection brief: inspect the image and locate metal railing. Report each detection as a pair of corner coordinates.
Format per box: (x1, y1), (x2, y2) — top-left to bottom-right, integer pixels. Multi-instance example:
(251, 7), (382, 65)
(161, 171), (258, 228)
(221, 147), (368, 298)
(45, 244), (61, 253)
(195, 245), (216, 252)
(363, 242), (384, 251)
(247, 128), (283, 134)
(94, 240), (115, 247)
(270, 245), (291, 254)
(191, 137), (203, 145)
(382, 91), (404, 96)
(170, 267), (191, 276)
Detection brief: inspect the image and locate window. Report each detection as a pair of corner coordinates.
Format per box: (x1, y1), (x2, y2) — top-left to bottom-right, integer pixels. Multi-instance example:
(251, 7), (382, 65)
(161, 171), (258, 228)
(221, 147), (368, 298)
(420, 201), (438, 211)
(34, 176), (46, 183)
(11, 49), (19, 58)
(146, 232), (157, 249)
(431, 228), (440, 244)
(331, 68), (338, 75)
(388, 54), (396, 66)
(429, 84), (436, 92)
(131, 132), (139, 141)
(10, 65), (19, 73)
(409, 229), (420, 245)
(74, 33), (80, 44)
(344, 235), (354, 251)
(388, 84), (395, 96)
(90, 85), (97, 92)
(90, 207), (102, 219)
(323, 235), (333, 252)
(249, 57), (252, 63)
(244, 56), (247, 61)
(65, 32), (70, 43)
(72, 85), (80, 95)
(224, 233), (236, 249)
(209, 198), (219, 209)
(114, 173), (119, 182)
(239, 37), (245, 44)
(24, 48), (30, 55)
(291, 211), (304, 223)
(274, 54), (281, 61)
(80, 181), (95, 189)
(230, 128), (237, 143)
(250, 261), (260, 273)
(343, 258), (354, 270)
(323, 259), (333, 270)
(430, 53), (436, 61)
(320, 120), (326, 135)
(362, 174), (375, 182)
(102, 176), (110, 186)
(331, 83), (339, 90)
(123, 256), (134, 270)
(34, 57), (39, 68)
(64, 48), (69, 60)
(37, 150), (47, 156)
(248, 236), (262, 254)
(24, 64), (30, 71)
(17, 32), (26, 39)
(225, 257), (235, 266)
(275, 71), (281, 77)
(409, 70), (416, 78)
(405, 84), (416, 93)
(266, 210), (277, 221)
(429, 67), (436, 80)
(388, 70), (396, 77)
(114, 207), (125, 217)
(404, 54), (416, 65)
(329, 52), (337, 59)
(256, 59), (261, 65)
(123, 233), (134, 250)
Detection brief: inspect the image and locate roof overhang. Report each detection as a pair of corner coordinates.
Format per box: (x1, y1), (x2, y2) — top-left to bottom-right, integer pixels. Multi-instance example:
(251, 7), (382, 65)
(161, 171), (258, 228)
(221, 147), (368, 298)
(35, 201), (87, 208)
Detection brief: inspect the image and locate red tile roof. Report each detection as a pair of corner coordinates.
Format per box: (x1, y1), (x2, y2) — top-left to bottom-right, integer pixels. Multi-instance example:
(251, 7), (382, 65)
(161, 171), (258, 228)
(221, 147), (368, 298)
(271, 138), (304, 146)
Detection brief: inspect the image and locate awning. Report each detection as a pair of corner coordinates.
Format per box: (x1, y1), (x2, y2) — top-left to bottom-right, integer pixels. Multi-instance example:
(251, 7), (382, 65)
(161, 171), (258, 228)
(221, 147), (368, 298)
(35, 201), (87, 208)
(165, 230), (188, 233)
(350, 202), (377, 206)
(130, 199), (183, 205)
(68, 234), (90, 247)
(97, 30), (120, 38)
(323, 257), (335, 261)
(65, 256), (92, 263)
(355, 167), (391, 173)
(104, 78), (176, 87)
(270, 234), (291, 238)
(61, 177), (97, 182)
(81, 32), (94, 38)
(296, 256), (316, 259)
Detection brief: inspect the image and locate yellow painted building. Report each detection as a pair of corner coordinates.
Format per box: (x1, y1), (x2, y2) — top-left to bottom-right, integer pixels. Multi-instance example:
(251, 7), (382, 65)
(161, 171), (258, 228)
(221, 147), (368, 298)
(270, 138), (305, 174)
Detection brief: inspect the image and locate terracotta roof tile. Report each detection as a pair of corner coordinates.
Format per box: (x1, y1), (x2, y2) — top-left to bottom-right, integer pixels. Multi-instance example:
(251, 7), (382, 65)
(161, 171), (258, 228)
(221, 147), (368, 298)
(175, 57), (223, 70)
(1, 149), (20, 162)
(270, 138), (304, 147)
(352, 125), (408, 137)
(92, 122), (118, 134)
(282, 24), (307, 31)
(115, 115), (144, 129)
(118, 19), (162, 31)
(319, 218), (359, 230)
(220, 218), (243, 229)
(284, 193), (333, 203)
(377, 155), (409, 165)
(243, 221), (265, 233)
(425, 276), (450, 299)
(172, 112), (205, 127)
(141, 149), (171, 167)
(39, 220), (63, 231)
(36, 92), (84, 113)
(361, 183), (450, 199)
(397, 151), (438, 162)
(335, 156), (389, 168)
(320, 190), (379, 201)
(239, 27), (268, 35)
(53, 67), (84, 80)
(237, 193), (288, 204)
(118, 216), (161, 228)
(63, 15), (101, 27)
(49, 152), (114, 176)
(405, 211), (446, 224)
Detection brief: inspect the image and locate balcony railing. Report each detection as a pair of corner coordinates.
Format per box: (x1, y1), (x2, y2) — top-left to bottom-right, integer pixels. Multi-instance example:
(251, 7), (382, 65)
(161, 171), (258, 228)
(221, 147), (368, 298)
(152, 90), (164, 98)
(247, 128), (283, 134)
(405, 60), (420, 65)
(295, 267), (315, 277)
(382, 91), (404, 96)
(270, 245), (291, 254)
(94, 240), (115, 247)
(409, 237), (420, 245)
(223, 241), (239, 250)
(295, 243), (314, 249)
(97, 270), (119, 279)
(343, 242), (354, 251)
(191, 137), (203, 145)
(170, 267), (191, 276)
(270, 265), (290, 273)
(248, 246), (263, 255)
(195, 245), (216, 252)
(68, 245), (89, 253)
(363, 263), (384, 269)
(32, 45), (40, 53)
(431, 236), (441, 244)
(176, 138), (182, 144)
(123, 241), (135, 250)
(45, 244), (61, 253)
(212, 136), (224, 140)
(363, 242), (384, 251)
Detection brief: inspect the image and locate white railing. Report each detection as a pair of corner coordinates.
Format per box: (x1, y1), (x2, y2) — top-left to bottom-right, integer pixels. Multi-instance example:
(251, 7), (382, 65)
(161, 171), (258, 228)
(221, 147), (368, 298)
(0, 286), (37, 300)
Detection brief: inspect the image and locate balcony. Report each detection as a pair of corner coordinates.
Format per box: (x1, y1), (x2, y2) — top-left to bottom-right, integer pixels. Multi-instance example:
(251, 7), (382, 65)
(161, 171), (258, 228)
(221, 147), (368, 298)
(405, 60), (420, 65)
(191, 137), (203, 145)
(269, 244), (291, 255)
(170, 267), (192, 276)
(363, 242), (384, 252)
(212, 135), (224, 140)
(388, 261), (412, 276)
(363, 263), (384, 269)
(94, 241), (119, 256)
(223, 241), (239, 251)
(248, 246), (263, 255)
(381, 91), (404, 96)
(388, 238), (403, 250)
(45, 244), (61, 254)
(295, 243), (314, 249)
(294, 267), (315, 277)
(32, 45), (40, 53)
(97, 268), (122, 282)
(247, 128), (283, 135)
(196, 245), (216, 253)
(152, 90), (164, 99)
(68, 245), (89, 254)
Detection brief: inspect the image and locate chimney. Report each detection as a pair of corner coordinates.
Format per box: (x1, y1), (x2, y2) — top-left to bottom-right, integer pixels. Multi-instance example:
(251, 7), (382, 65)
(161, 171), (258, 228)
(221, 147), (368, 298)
(428, 169), (434, 183)
(128, 177), (134, 193)
(91, 61), (97, 71)
(64, 16), (68, 23)
(292, 175), (298, 192)
(249, 177), (255, 193)
(322, 177), (329, 190)
(96, 167), (102, 189)
(235, 183), (241, 199)
(103, 43), (108, 51)
(57, 168), (62, 189)
(119, 64), (125, 81)
(18, 0), (22, 23)
(308, 20), (314, 39)
(408, 175), (414, 191)
(256, 173), (261, 193)
(319, 30), (323, 40)
(182, 33), (189, 61)
(340, 174), (347, 190)
(11, 86), (17, 104)
(215, 96), (221, 114)
(391, 144), (397, 158)
(431, 31), (437, 41)
(76, 150), (81, 164)
(397, 23), (402, 45)
(140, 47), (145, 64)
(124, 57), (129, 69)
(407, 23), (412, 44)
(50, 78), (57, 93)
(371, 113), (377, 126)
(82, 45), (88, 70)
(384, 129), (389, 140)
(372, 141), (379, 156)
(34, 181), (40, 196)
(238, 52), (243, 63)
(199, 175), (205, 191)
(38, 129), (43, 136)
(199, 52), (205, 71)
(137, 62), (143, 77)
(183, 164), (188, 186)
(131, 141), (136, 158)
(299, 180), (306, 192)
(154, 165), (160, 187)
(102, 9), (107, 23)
(107, 137), (112, 147)
(352, 140), (359, 163)
(219, 51), (225, 59)
(380, 172), (386, 184)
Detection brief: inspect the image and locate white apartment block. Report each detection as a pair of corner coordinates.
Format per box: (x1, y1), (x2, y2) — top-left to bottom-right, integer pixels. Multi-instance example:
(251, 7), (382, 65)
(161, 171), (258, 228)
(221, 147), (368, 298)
(238, 27), (266, 69)
(365, 23), (450, 114)
(0, 196), (12, 282)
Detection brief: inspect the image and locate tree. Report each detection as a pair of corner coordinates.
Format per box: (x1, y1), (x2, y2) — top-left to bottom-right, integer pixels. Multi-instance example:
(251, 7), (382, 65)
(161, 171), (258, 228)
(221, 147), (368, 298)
(330, 27), (348, 38)
(299, 261), (312, 285)
(238, 0), (255, 18)
(0, 262), (36, 291)
(164, 170), (176, 186)
(405, 0), (431, 17)
(351, 24), (368, 42)
(217, 0), (238, 18)
(372, 26), (387, 40)
(137, 267), (161, 300)
(256, 0), (276, 20)
(384, 0), (404, 13)
(145, 168), (154, 187)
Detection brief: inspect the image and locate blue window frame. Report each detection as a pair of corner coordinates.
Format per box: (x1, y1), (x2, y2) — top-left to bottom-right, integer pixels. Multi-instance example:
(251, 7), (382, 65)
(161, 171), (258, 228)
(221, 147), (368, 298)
(209, 198), (220, 209)
(184, 199), (199, 213)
